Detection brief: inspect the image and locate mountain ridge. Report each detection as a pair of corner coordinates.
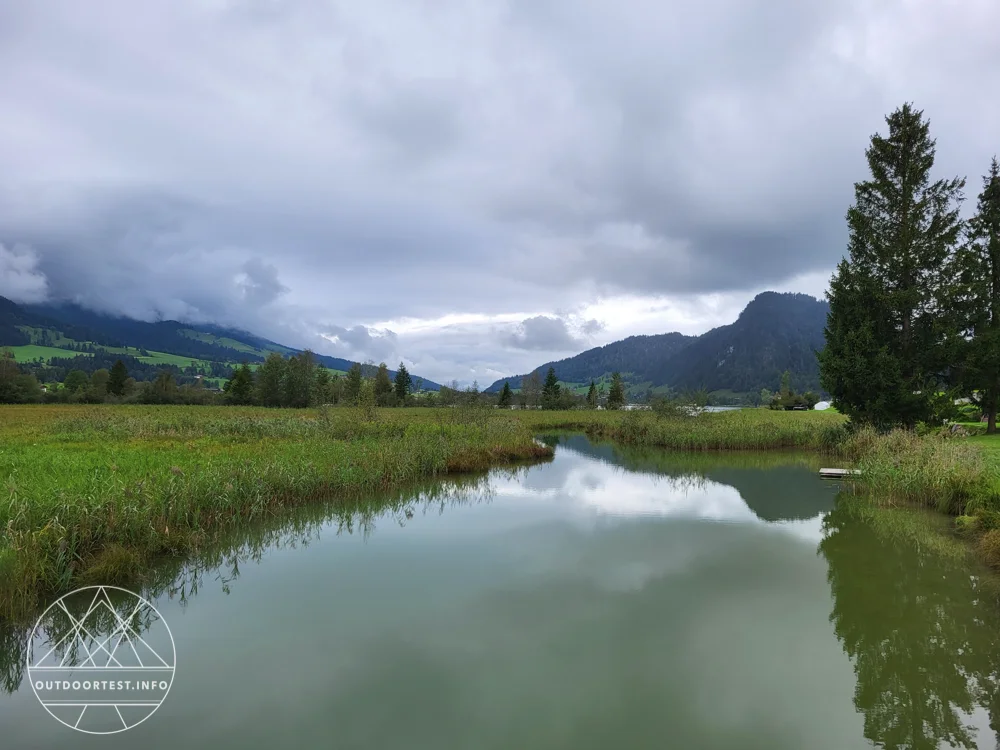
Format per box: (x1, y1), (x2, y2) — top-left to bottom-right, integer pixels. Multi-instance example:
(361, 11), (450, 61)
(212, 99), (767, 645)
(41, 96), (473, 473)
(0, 296), (441, 389)
(487, 292), (829, 396)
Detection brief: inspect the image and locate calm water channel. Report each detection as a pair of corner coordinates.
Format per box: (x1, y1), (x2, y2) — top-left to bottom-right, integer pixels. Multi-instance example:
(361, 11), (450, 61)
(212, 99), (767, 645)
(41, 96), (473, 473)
(2, 434), (1000, 749)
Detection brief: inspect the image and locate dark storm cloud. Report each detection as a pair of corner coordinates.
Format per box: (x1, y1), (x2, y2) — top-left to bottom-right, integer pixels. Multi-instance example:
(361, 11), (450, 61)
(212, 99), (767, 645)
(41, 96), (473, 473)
(0, 0), (998, 381)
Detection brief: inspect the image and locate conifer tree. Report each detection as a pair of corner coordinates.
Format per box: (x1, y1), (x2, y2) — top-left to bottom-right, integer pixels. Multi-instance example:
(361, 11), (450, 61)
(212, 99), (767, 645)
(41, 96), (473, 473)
(541, 367), (561, 409)
(225, 363), (255, 405)
(393, 362), (412, 404)
(586, 379), (597, 408)
(108, 359), (128, 397)
(607, 372), (625, 410)
(950, 157), (1000, 432)
(497, 381), (512, 407)
(819, 103), (965, 427)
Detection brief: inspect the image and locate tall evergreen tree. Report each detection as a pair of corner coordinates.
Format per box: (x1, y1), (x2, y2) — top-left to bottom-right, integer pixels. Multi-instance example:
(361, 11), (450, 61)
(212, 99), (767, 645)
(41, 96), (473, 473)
(497, 381), (512, 408)
(950, 157), (1000, 432)
(586, 380), (598, 408)
(255, 353), (287, 407)
(344, 363), (363, 405)
(819, 103), (965, 428)
(225, 363), (255, 405)
(541, 367), (561, 409)
(108, 359), (128, 397)
(373, 362), (393, 406)
(393, 362), (412, 404)
(607, 371), (625, 410)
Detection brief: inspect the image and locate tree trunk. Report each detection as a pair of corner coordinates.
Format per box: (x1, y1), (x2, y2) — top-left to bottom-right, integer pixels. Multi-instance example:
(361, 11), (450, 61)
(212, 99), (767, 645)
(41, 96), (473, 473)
(990, 388), (998, 435)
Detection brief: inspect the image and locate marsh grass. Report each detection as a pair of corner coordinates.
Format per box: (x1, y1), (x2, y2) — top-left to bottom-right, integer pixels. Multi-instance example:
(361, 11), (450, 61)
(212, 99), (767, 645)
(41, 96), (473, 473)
(0, 404), (551, 617)
(584, 408), (846, 451)
(834, 427), (996, 515)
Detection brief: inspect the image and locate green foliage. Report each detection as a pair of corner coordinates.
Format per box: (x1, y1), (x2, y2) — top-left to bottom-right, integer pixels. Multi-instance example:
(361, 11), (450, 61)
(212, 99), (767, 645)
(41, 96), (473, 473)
(283, 351), (315, 409)
(373, 363), (393, 407)
(820, 103), (965, 428)
(0, 404), (552, 616)
(63, 369), (89, 393)
(948, 157), (1000, 433)
(313, 366), (331, 405)
(541, 367), (561, 410)
(769, 387), (820, 411)
(836, 426), (993, 514)
(497, 381), (512, 408)
(0, 351), (44, 405)
(607, 372), (625, 410)
(225, 363), (255, 405)
(88, 368), (110, 401)
(586, 380), (597, 409)
(393, 362), (412, 404)
(356, 378), (379, 421)
(589, 406), (845, 450)
(107, 359), (128, 397)
(255, 353), (286, 407)
(344, 363), (363, 405)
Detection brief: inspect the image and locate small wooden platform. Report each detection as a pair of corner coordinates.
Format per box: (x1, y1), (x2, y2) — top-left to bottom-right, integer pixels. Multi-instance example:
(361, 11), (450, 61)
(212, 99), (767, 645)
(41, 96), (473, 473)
(819, 468), (862, 478)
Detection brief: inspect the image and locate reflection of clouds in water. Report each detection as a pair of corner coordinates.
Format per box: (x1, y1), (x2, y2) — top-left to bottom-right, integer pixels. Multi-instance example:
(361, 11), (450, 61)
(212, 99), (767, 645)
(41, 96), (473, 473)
(491, 451), (826, 544)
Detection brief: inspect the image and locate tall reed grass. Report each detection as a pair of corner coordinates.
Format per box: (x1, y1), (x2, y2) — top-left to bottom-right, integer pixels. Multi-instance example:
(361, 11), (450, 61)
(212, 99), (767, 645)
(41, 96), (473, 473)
(834, 426), (997, 515)
(0, 404), (551, 618)
(584, 408), (846, 451)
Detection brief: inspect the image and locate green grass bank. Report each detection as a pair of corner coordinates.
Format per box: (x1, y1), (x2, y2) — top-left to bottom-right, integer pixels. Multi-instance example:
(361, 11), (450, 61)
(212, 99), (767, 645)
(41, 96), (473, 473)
(0, 404), (551, 618)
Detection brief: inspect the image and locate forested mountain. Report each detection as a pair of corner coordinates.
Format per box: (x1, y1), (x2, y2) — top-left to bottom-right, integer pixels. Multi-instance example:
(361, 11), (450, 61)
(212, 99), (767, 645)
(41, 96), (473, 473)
(0, 296), (440, 389)
(487, 292), (830, 396)
(486, 332), (694, 393)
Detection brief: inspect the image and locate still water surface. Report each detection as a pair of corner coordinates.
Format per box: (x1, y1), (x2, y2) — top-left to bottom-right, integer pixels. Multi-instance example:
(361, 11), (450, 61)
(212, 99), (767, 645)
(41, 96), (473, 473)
(2, 434), (999, 749)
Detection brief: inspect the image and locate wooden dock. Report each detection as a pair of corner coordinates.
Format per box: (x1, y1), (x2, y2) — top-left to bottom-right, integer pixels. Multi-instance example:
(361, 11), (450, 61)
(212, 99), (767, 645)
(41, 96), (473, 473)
(819, 468), (862, 479)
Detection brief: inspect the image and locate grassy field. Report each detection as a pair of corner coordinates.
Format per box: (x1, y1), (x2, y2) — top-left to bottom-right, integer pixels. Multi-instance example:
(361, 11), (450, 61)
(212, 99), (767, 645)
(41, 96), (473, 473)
(6, 345), (94, 363)
(0, 404), (552, 618)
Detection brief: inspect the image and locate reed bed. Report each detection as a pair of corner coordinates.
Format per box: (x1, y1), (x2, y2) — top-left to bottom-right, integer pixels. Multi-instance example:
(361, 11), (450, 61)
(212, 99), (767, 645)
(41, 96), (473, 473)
(584, 408), (846, 451)
(834, 427), (997, 515)
(0, 405), (550, 617)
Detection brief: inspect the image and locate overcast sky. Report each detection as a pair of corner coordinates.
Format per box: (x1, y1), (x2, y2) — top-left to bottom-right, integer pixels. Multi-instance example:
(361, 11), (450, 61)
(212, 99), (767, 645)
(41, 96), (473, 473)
(2, 0), (999, 385)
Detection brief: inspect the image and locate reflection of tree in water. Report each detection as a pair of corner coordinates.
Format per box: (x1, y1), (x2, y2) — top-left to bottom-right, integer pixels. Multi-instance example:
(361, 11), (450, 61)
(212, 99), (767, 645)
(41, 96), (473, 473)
(820, 497), (1000, 749)
(0, 470), (500, 695)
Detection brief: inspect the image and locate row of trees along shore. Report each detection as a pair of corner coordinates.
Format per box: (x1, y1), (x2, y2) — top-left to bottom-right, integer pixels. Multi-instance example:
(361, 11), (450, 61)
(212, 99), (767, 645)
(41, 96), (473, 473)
(1, 350), (638, 410)
(819, 103), (1000, 433)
